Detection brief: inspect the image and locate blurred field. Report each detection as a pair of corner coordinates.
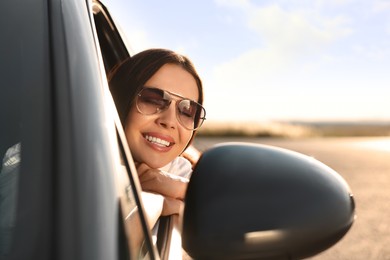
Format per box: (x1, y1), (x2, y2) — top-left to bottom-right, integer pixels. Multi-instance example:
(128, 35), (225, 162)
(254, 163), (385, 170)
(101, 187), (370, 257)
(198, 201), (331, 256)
(198, 120), (390, 138)
(193, 136), (390, 259)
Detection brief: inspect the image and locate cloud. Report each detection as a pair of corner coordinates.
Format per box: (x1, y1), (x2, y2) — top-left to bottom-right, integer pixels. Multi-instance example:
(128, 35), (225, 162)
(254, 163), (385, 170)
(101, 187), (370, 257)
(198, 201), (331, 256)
(203, 2), (363, 121)
(372, 0), (390, 12)
(248, 5), (352, 56)
(215, 1), (353, 57)
(208, 3), (353, 92)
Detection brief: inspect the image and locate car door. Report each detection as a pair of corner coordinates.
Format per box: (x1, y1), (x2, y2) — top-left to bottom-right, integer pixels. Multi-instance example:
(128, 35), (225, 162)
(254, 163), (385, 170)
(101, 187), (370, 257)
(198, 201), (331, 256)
(0, 0), (160, 259)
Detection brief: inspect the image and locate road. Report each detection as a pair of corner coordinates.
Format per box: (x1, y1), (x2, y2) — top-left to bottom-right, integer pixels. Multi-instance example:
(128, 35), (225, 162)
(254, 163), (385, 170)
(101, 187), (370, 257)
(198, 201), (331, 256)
(193, 136), (390, 260)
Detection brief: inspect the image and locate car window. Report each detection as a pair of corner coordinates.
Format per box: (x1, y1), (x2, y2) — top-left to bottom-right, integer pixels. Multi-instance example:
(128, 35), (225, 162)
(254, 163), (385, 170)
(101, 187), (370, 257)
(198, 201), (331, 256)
(91, 1), (159, 259)
(92, 0), (130, 75)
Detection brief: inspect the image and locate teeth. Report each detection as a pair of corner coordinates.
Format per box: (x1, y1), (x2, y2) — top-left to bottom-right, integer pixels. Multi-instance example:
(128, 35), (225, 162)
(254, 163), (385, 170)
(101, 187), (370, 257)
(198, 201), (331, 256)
(145, 135), (171, 147)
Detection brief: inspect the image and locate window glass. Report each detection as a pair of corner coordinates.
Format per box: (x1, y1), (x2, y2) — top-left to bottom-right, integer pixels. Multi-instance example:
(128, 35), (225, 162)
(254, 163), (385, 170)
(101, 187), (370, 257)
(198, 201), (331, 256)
(92, 2), (129, 74)
(0, 70), (21, 258)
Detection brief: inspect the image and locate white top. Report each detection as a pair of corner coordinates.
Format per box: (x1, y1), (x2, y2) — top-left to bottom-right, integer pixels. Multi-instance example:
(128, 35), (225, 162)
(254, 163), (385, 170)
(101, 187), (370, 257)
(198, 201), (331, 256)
(150, 156), (192, 244)
(160, 156), (193, 180)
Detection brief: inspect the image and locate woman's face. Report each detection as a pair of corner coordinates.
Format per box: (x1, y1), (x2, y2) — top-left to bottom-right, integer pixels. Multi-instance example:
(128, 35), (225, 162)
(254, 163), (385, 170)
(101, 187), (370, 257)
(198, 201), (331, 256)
(124, 63), (198, 169)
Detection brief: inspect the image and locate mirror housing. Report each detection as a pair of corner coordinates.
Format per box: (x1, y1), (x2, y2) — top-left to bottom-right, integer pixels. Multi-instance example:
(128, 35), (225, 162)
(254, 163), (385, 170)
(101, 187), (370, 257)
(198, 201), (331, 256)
(183, 143), (355, 260)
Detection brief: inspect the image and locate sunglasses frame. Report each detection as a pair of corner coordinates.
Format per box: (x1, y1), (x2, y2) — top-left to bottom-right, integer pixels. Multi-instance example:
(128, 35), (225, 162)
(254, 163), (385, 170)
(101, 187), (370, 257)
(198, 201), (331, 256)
(135, 87), (206, 130)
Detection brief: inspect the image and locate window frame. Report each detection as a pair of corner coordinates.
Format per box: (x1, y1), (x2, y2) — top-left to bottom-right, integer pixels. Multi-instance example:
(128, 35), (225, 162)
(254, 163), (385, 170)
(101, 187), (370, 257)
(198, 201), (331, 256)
(90, 1), (184, 259)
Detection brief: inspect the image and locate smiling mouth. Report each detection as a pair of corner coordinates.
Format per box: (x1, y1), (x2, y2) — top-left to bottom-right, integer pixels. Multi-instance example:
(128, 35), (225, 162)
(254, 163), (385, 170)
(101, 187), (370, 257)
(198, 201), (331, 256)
(144, 134), (173, 147)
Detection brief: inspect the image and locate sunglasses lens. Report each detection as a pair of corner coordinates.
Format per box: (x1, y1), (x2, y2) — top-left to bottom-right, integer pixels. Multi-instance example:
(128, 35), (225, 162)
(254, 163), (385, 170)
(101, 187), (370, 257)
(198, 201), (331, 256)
(136, 87), (205, 130)
(137, 88), (169, 115)
(177, 100), (205, 130)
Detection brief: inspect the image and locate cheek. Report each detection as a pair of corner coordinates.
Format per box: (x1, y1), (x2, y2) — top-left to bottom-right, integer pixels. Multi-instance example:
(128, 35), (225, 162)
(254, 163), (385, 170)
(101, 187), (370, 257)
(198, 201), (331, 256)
(125, 105), (145, 131)
(124, 114), (145, 162)
(124, 107), (142, 143)
(178, 129), (194, 151)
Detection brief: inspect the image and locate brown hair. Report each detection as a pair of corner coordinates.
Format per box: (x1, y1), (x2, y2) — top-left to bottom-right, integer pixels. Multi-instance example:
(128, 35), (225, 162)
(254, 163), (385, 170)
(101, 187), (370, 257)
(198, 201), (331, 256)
(108, 48), (204, 148)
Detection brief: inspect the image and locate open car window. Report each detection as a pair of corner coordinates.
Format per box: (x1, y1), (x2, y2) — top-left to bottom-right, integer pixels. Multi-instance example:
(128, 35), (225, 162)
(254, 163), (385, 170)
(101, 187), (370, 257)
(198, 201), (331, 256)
(91, 1), (158, 259)
(91, 1), (165, 259)
(93, 1), (189, 259)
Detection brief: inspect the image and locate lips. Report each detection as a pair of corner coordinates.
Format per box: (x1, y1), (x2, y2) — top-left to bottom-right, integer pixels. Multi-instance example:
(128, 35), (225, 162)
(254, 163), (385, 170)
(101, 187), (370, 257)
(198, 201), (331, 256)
(144, 134), (174, 148)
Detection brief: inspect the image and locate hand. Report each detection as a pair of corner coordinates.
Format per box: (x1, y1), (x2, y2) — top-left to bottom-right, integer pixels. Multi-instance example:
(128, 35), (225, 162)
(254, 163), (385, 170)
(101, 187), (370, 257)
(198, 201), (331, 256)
(161, 197), (184, 216)
(136, 163), (189, 200)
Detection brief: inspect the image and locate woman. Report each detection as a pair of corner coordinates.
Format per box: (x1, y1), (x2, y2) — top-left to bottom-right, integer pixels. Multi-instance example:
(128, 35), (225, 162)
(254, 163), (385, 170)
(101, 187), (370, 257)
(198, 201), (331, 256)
(109, 48), (206, 227)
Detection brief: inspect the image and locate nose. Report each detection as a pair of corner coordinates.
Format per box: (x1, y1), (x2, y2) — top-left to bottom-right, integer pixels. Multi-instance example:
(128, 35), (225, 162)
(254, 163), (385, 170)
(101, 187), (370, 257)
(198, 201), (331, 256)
(156, 103), (177, 129)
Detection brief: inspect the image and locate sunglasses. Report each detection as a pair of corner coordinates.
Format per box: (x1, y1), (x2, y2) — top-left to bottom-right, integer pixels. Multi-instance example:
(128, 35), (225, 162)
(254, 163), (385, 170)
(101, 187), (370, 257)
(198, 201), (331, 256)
(136, 87), (206, 130)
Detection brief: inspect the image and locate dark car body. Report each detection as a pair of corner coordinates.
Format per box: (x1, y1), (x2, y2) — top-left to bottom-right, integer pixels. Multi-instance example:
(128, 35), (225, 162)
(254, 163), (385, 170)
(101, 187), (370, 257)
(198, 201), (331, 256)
(1, 0), (157, 259)
(0, 0), (355, 259)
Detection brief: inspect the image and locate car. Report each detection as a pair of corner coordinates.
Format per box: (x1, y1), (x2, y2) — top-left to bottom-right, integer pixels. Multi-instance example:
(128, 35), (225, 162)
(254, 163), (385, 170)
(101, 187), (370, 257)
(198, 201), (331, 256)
(0, 0), (355, 259)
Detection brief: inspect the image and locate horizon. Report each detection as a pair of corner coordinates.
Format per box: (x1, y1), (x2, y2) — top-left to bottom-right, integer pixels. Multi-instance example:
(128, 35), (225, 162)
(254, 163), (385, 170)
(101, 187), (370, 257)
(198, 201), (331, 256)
(197, 119), (390, 138)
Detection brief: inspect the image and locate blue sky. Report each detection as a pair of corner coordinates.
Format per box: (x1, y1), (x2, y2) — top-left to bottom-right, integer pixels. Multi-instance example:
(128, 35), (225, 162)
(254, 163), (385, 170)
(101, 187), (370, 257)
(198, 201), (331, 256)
(105, 0), (390, 122)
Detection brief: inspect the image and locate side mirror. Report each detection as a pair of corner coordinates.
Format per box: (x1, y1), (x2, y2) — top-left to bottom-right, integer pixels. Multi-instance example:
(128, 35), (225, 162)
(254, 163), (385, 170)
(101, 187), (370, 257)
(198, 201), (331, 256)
(183, 143), (355, 260)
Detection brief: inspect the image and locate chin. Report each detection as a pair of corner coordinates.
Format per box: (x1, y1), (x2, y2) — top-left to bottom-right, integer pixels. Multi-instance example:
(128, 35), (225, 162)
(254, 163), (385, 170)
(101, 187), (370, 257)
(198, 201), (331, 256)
(139, 151), (176, 169)
(144, 159), (170, 169)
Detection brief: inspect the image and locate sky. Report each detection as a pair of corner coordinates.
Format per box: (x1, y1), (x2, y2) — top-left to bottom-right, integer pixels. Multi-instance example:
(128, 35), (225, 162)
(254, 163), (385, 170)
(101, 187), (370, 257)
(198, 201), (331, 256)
(104, 0), (390, 123)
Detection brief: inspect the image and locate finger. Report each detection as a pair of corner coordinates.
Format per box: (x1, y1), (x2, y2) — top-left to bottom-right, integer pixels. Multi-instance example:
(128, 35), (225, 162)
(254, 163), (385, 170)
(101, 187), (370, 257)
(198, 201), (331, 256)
(136, 163), (154, 178)
(135, 162), (150, 177)
(137, 168), (161, 184)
